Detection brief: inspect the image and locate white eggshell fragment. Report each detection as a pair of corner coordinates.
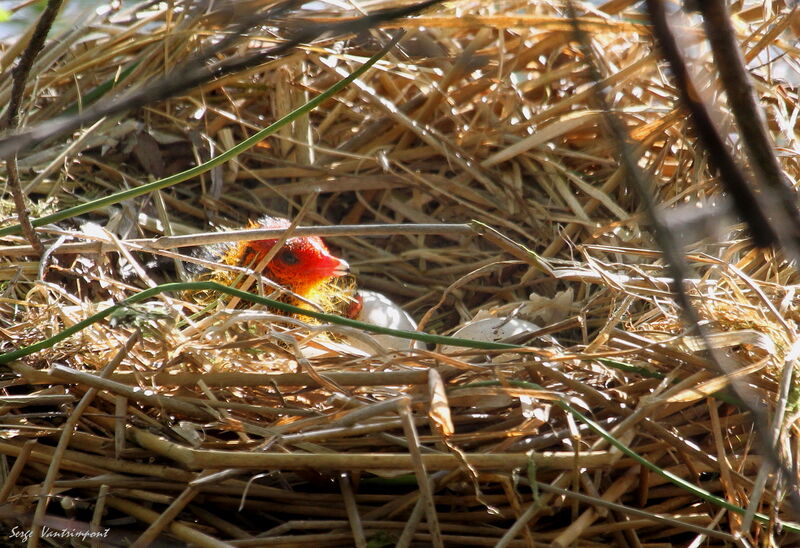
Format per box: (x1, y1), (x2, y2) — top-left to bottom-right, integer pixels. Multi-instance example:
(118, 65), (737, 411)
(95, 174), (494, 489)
(442, 317), (540, 353)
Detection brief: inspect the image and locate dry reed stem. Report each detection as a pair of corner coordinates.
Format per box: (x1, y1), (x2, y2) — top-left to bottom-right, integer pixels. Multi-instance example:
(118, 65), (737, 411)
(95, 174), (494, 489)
(1, 0), (799, 545)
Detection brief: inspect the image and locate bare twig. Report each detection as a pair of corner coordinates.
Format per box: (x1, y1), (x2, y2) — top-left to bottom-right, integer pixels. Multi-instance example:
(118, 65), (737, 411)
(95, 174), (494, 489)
(0, 0), (440, 160)
(697, 0), (800, 255)
(644, 0), (776, 249)
(0, 223), (473, 257)
(0, 0), (64, 255)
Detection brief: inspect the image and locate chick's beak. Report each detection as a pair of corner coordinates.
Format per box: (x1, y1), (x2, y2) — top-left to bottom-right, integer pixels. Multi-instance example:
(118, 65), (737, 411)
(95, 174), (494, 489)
(315, 254), (349, 277)
(332, 257), (350, 277)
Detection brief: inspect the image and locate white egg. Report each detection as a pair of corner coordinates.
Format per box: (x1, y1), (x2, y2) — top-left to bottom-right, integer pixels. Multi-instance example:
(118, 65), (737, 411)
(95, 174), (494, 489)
(348, 290), (422, 352)
(441, 317), (541, 353)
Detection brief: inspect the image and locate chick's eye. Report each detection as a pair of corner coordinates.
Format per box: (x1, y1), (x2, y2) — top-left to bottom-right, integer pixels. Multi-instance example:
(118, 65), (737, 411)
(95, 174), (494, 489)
(278, 249), (299, 265)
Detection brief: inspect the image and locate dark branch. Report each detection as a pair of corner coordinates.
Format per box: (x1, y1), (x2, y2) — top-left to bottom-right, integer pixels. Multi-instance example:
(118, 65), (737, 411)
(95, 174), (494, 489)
(645, 0), (777, 248)
(697, 0), (800, 254)
(0, 0), (440, 159)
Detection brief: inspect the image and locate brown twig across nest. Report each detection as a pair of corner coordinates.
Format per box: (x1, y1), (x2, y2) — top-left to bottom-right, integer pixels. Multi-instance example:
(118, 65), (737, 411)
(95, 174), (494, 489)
(1, 0), (800, 546)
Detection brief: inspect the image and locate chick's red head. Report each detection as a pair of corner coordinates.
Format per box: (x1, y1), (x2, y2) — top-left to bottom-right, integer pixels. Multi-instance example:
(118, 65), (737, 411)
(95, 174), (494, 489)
(230, 216), (349, 297)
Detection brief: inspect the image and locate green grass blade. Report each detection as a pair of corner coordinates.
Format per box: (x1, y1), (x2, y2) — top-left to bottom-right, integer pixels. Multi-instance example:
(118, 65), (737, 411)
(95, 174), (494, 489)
(0, 280), (520, 364)
(0, 36), (401, 239)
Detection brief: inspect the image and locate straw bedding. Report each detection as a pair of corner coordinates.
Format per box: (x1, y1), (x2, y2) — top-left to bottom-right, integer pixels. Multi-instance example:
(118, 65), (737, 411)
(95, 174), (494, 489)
(0, 0), (799, 545)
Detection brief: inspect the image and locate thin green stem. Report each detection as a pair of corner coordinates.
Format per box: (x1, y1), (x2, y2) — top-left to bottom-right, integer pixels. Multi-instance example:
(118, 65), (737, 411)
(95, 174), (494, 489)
(461, 379), (799, 533)
(0, 281), (520, 364)
(0, 37), (400, 239)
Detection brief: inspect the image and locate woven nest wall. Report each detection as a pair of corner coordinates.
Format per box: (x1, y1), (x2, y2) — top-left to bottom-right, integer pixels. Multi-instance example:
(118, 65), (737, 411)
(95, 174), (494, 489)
(1, 0), (800, 546)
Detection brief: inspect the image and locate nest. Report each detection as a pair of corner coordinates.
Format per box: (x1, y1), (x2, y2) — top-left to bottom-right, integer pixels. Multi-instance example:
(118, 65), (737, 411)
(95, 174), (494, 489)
(1, 0), (800, 545)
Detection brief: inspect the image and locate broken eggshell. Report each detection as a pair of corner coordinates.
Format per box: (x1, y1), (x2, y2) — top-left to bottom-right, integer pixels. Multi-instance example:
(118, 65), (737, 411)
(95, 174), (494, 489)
(441, 317), (541, 354)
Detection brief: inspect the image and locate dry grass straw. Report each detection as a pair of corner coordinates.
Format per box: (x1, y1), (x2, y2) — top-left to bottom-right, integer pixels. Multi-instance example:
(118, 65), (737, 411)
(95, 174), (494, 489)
(1, 0), (800, 545)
